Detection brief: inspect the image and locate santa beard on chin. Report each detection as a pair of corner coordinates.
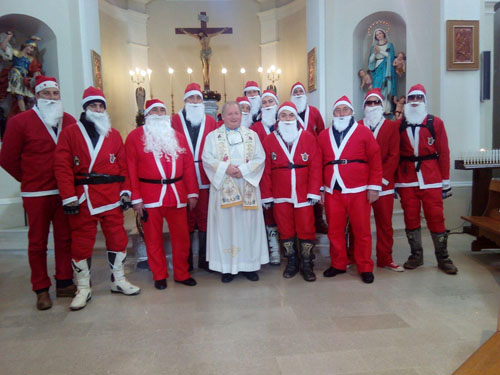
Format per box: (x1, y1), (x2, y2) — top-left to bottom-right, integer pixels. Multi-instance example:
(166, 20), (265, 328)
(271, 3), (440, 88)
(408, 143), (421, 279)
(404, 102), (428, 125)
(143, 115), (183, 160)
(278, 120), (299, 144)
(37, 99), (63, 127)
(248, 95), (261, 116)
(185, 102), (205, 126)
(261, 105), (278, 127)
(363, 105), (384, 129)
(332, 115), (353, 132)
(291, 95), (307, 113)
(241, 112), (253, 128)
(85, 109), (111, 136)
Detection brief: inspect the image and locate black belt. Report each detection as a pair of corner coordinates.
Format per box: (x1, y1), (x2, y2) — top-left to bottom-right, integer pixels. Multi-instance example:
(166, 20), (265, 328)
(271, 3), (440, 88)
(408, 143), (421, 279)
(401, 153), (438, 172)
(194, 160), (202, 163)
(75, 173), (124, 186)
(139, 176), (182, 184)
(272, 163), (307, 170)
(325, 159), (367, 166)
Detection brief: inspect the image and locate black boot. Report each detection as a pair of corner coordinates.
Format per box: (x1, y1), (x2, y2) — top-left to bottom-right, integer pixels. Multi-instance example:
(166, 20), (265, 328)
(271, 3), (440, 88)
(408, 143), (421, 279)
(282, 238), (299, 278)
(197, 231), (210, 271)
(188, 232), (194, 272)
(299, 239), (316, 282)
(403, 227), (424, 269)
(431, 232), (458, 275)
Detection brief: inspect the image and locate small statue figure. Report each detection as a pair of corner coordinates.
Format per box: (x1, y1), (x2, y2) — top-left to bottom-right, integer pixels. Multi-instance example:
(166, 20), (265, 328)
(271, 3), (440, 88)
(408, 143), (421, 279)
(358, 69), (373, 91)
(393, 51), (406, 78)
(393, 95), (405, 120)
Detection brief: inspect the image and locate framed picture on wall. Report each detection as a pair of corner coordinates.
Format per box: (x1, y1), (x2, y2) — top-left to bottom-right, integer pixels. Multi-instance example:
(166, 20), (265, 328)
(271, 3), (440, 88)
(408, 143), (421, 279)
(446, 20), (479, 71)
(307, 47), (317, 92)
(91, 50), (103, 90)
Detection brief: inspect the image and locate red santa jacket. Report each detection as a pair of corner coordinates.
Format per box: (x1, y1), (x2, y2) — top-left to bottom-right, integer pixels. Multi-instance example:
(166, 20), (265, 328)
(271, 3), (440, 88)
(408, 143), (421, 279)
(318, 122), (382, 194)
(261, 129), (322, 208)
(358, 119), (400, 196)
(395, 114), (450, 189)
(297, 105), (325, 136)
(171, 111), (216, 190)
(250, 121), (274, 145)
(125, 126), (199, 209)
(0, 107), (75, 197)
(54, 122), (130, 215)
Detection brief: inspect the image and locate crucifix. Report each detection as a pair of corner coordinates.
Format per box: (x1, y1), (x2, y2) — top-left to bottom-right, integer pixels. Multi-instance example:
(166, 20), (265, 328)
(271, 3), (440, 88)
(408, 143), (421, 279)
(176, 12), (232, 91)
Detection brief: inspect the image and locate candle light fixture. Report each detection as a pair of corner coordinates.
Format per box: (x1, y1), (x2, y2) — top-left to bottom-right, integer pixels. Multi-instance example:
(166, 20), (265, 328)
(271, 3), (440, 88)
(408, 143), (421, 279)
(168, 67), (175, 113)
(221, 67), (227, 103)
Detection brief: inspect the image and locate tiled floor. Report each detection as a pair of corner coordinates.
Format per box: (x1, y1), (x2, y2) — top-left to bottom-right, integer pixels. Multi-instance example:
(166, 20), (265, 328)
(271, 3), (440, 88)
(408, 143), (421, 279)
(0, 229), (499, 375)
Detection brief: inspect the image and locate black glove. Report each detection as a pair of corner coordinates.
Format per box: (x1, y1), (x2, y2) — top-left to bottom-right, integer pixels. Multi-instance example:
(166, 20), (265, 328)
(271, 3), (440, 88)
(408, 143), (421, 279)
(308, 198), (319, 206)
(120, 194), (132, 211)
(63, 203), (79, 215)
(394, 189), (400, 200)
(141, 209), (148, 222)
(442, 187), (452, 199)
(263, 202), (273, 210)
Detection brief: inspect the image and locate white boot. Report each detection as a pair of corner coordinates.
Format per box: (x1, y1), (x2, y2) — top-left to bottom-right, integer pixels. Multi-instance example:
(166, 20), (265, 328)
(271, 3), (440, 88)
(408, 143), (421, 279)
(70, 259), (92, 311)
(107, 251), (141, 295)
(266, 226), (281, 265)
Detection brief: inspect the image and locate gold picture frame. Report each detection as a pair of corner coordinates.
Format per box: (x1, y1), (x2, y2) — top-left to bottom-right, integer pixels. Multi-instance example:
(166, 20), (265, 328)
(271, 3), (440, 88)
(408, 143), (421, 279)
(307, 47), (317, 92)
(446, 20), (479, 71)
(91, 50), (103, 90)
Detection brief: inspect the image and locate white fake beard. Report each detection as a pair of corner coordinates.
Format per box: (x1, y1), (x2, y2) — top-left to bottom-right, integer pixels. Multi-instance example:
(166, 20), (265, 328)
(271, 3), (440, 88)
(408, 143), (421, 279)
(364, 106), (384, 129)
(248, 95), (261, 116)
(85, 109), (111, 137)
(291, 95), (307, 114)
(332, 115), (352, 132)
(143, 115), (183, 160)
(185, 102), (205, 126)
(404, 102), (427, 125)
(261, 104), (278, 127)
(278, 120), (299, 144)
(241, 112), (253, 128)
(37, 99), (63, 127)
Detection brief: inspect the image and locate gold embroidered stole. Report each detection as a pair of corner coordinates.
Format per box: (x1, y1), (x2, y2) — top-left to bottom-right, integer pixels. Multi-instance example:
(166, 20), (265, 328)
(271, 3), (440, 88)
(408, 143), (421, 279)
(215, 126), (258, 210)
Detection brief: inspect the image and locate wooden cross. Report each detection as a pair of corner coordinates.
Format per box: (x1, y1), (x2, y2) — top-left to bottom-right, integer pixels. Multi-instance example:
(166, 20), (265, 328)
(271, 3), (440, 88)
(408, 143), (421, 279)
(175, 12), (233, 37)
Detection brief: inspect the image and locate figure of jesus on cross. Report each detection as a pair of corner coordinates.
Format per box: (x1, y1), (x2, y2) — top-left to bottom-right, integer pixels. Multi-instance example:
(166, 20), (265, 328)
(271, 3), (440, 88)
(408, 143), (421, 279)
(176, 12), (232, 91)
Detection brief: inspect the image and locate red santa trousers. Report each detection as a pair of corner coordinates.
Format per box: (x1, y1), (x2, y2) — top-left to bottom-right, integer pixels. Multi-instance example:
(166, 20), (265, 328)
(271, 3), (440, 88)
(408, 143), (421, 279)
(188, 188), (209, 232)
(273, 203), (315, 240)
(372, 194), (395, 267)
(23, 195), (73, 291)
(263, 206), (277, 226)
(69, 205), (128, 261)
(142, 206), (191, 281)
(398, 187), (445, 233)
(325, 190), (373, 273)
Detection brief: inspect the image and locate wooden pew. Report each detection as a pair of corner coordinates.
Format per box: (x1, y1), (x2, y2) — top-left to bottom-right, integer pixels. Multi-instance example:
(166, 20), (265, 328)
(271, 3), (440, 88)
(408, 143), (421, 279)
(462, 179), (500, 251)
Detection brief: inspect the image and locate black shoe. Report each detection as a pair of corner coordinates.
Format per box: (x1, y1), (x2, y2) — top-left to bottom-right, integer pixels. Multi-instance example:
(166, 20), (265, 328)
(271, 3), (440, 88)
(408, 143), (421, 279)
(361, 272), (374, 284)
(175, 277), (197, 286)
(221, 273), (235, 283)
(154, 279), (167, 290)
(241, 272), (259, 281)
(323, 266), (346, 278)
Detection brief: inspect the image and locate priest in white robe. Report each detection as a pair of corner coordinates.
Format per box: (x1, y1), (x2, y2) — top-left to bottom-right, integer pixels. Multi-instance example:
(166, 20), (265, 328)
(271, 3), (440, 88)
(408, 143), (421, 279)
(202, 101), (269, 283)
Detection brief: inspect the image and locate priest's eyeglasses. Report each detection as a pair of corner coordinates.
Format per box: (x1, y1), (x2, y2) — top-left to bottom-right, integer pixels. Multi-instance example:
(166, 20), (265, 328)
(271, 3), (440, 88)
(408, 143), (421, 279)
(365, 100), (382, 106)
(407, 94), (425, 102)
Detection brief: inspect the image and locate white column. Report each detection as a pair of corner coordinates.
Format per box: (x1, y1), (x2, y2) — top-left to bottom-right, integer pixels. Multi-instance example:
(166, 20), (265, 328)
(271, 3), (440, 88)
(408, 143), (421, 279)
(126, 9), (151, 99)
(78, 0), (101, 89)
(257, 8), (279, 92)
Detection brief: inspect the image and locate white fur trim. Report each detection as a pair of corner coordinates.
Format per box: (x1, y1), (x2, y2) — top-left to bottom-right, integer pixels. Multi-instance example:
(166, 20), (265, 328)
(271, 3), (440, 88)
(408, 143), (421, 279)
(244, 86), (260, 93)
(333, 100), (354, 112)
(82, 95), (107, 107)
(144, 103), (167, 116)
(363, 93), (384, 107)
(35, 81), (59, 93)
(408, 90), (426, 100)
(278, 105), (298, 117)
(184, 90), (203, 101)
(291, 83), (305, 95)
(238, 100), (251, 107)
(262, 91), (278, 104)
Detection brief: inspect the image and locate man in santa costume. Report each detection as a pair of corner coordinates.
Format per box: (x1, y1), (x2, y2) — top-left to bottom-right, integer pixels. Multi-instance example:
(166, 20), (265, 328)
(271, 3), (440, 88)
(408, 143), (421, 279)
(358, 88), (403, 272)
(126, 99), (199, 289)
(261, 102), (321, 281)
(54, 87), (140, 311)
(171, 83), (216, 271)
(0, 75), (75, 310)
(318, 95), (382, 284)
(243, 80), (262, 123)
(250, 90), (281, 265)
(290, 81), (328, 234)
(395, 84), (457, 274)
(237, 96), (253, 128)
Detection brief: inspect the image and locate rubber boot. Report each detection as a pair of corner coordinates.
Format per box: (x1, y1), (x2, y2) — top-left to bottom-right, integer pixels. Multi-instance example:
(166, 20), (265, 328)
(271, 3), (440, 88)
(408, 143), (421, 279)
(70, 258), (92, 311)
(107, 251), (141, 295)
(266, 225), (281, 265)
(431, 232), (458, 275)
(299, 239), (316, 282)
(282, 238), (299, 278)
(198, 231), (210, 271)
(403, 227), (424, 270)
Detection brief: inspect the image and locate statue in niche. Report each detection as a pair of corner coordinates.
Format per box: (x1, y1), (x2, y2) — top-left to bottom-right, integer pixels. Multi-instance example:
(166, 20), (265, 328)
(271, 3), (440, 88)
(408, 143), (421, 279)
(367, 26), (397, 112)
(0, 32), (43, 115)
(358, 69), (373, 91)
(393, 51), (406, 78)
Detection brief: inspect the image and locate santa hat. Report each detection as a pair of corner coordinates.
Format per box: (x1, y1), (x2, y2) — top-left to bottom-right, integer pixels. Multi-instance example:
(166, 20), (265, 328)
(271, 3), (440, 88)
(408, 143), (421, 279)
(333, 95), (354, 113)
(407, 84), (427, 101)
(290, 82), (306, 96)
(236, 96), (251, 108)
(35, 76), (59, 94)
(81, 86), (106, 108)
(363, 88), (384, 107)
(184, 83), (203, 101)
(277, 101), (298, 118)
(243, 81), (261, 95)
(261, 90), (279, 106)
(144, 99), (167, 116)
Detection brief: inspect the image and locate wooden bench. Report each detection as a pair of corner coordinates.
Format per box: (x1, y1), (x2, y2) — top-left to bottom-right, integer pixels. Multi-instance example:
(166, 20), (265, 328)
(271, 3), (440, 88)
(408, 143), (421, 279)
(462, 179), (500, 251)
(453, 304), (500, 374)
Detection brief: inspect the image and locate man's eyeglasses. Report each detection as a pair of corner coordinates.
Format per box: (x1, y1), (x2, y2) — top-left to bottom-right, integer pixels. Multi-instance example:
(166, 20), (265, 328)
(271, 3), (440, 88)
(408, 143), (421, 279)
(365, 100), (382, 106)
(408, 94), (425, 101)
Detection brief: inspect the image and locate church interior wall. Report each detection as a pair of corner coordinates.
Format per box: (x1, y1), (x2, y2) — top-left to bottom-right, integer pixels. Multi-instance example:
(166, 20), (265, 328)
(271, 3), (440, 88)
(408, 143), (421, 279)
(493, 4), (500, 149)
